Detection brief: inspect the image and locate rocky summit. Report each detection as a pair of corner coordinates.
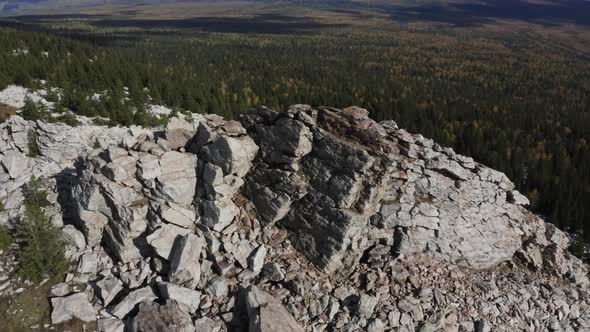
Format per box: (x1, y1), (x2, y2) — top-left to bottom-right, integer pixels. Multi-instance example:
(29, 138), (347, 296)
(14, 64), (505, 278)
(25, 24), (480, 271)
(0, 105), (588, 332)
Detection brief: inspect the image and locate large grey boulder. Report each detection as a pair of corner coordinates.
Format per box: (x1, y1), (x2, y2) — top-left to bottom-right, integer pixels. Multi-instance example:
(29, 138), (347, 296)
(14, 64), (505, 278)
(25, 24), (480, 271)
(201, 199), (240, 232)
(102, 202), (149, 264)
(200, 135), (258, 177)
(51, 293), (96, 324)
(129, 300), (195, 332)
(156, 151), (197, 204)
(164, 117), (196, 150)
(1, 149), (28, 179)
(146, 223), (192, 259)
(245, 164), (308, 224)
(158, 203), (196, 229)
(244, 286), (304, 332)
(201, 162), (244, 201)
(137, 153), (161, 183)
(241, 107), (396, 272)
(252, 116), (313, 165)
(101, 152), (137, 182)
(110, 286), (157, 319)
(158, 282), (201, 313)
(61, 224), (86, 250)
(77, 209), (108, 247)
(96, 276), (124, 306)
(168, 233), (205, 288)
(72, 170), (148, 264)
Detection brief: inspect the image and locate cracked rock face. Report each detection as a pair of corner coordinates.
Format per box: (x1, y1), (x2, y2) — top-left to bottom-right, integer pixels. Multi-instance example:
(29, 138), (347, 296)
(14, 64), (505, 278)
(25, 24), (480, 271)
(242, 106), (396, 272)
(241, 105), (588, 283)
(0, 106), (588, 332)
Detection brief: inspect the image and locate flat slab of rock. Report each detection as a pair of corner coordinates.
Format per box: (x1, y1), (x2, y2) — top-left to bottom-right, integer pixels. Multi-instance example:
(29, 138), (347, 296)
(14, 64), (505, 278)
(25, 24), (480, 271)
(169, 233), (204, 288)
(158, 282), (201, 313)
(49, 283), (70, 297)
(244, 286), (304, 332)
(97, 318), (125, 332)
(159, 203), (196, 229)
(51, 293), (96, 324)
(111, 286), (157, 319)
(146, 223), (192, 259)
(156, 151), (197, 204)
(1, 150), (28, 179)
(96, 276), (124, 306)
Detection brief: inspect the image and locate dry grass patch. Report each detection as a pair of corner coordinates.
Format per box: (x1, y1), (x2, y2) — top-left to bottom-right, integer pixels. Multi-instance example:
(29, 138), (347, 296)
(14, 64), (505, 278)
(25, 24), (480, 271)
(0, 103), (18, 123)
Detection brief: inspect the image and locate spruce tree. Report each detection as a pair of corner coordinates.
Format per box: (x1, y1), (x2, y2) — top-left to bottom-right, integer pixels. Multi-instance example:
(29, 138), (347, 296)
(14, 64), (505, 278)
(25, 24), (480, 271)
(17, 178), (65, 283)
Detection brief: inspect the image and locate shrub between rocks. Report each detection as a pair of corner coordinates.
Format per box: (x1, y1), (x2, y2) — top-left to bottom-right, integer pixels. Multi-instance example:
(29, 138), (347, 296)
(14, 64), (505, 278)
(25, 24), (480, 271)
(27, 129), (40, 158)
(21, 97), (49, 122)
(17, 178), (65, 283)
(0, 224), (13, 251)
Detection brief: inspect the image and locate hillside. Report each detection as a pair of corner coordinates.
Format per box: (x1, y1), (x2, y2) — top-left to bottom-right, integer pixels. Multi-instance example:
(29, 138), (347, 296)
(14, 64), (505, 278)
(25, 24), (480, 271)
(1, 13), (589, 246)
(0, 1), (589, 330)
(0, 105), (588, 331)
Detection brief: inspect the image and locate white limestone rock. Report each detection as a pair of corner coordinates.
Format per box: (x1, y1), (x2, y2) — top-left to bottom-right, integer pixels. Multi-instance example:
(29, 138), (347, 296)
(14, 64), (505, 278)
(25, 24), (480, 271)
(244, 286), (304, 332)
(200, 135), (258, 177)
(97, 318), (125, 332)
(61, 224), (86, 250)
(96, 276), (124, 306)
(169, 233), (205, 288)
(158, 203), (196, 229)
(51, 293), (96, 324)
(110, 286), (157, 319)
(158, 282), (201, 313)
(146, 223), (192, 259)
(156, 151), (197, 204)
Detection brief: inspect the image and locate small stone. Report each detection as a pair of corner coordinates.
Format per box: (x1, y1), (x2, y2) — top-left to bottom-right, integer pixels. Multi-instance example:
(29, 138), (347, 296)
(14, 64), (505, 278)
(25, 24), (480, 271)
(357, 294), (378, 319)
(169, 234), (204, 288)
(420, 322), (436, 332)
(206, 276), (228, 299)
(244, 285), (304, 332)
(50, 283), (70, 297)
(193, 317), (222, 332)
(262, 263), (285, 282)
(249, 245), (267, 273)
(367, 318), (385, 332)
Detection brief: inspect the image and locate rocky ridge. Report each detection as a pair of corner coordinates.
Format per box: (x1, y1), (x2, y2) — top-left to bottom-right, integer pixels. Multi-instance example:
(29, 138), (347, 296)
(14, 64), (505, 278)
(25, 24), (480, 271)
(0, 105), (588, 331)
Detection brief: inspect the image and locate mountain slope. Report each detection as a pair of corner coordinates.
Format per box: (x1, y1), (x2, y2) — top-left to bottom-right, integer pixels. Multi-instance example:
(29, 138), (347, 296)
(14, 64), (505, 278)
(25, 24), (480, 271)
(0, 105), (588, 330)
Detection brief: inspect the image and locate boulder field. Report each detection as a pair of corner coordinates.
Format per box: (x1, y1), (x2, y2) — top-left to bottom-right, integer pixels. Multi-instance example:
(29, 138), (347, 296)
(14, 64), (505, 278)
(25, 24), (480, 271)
(0, 105), (588, 331)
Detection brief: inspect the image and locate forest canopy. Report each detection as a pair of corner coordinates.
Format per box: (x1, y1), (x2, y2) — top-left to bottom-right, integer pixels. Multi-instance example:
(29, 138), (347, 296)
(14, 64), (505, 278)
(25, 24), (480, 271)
(0, 16), (589, 243)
